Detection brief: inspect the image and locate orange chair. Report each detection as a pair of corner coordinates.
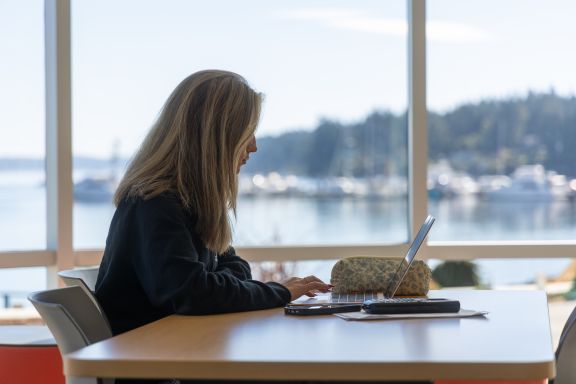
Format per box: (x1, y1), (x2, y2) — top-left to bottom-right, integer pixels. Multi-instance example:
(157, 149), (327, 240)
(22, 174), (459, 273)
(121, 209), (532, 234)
(0, 345), (64, 384)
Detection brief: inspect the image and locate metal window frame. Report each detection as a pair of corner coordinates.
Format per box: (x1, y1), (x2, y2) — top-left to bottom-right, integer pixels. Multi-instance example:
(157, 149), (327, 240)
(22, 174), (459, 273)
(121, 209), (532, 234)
(1, 0), (575, 277)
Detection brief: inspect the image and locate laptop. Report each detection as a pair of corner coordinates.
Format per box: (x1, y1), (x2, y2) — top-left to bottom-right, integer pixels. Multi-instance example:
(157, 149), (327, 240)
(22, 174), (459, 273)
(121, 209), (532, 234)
(292, 215), (436, 306)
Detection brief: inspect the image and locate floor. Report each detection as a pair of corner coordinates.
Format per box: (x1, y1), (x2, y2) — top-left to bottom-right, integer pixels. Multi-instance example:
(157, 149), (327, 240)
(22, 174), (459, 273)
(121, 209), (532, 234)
(548, 299), (575, 349)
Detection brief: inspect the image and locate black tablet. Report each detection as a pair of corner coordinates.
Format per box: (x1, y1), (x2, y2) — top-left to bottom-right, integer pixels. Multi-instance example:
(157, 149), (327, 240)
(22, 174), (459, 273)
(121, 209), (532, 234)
(284, 304), (361, 316)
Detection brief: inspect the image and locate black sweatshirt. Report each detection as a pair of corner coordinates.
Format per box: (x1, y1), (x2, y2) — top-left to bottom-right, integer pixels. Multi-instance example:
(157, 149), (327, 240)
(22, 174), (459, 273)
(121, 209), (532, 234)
(95, 193), (290, 335)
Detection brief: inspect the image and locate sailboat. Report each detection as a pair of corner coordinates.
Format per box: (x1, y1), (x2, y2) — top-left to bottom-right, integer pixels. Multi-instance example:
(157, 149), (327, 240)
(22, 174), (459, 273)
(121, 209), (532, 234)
(74, 142), (121, 203)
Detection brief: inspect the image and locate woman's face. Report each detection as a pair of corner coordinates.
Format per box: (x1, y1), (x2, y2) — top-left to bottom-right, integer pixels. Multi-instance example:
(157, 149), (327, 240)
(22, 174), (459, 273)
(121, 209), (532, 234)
(237, 134), (257, 173)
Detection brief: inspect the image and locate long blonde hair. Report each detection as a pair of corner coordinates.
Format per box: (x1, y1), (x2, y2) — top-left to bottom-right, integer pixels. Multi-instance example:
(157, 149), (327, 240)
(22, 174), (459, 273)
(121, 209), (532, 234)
(114, 70), (262, 253)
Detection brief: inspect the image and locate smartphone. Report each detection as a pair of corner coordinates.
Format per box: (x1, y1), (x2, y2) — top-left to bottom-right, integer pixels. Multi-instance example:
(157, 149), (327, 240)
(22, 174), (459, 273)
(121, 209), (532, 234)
(362, 298), (460, 315)
(284, 304), (361, 316)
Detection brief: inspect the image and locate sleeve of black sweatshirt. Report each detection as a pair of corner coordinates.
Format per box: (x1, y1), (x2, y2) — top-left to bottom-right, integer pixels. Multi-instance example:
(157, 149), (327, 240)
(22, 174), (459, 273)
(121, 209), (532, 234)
(132, 197), (290, 315)
(215, 247), (252, 280)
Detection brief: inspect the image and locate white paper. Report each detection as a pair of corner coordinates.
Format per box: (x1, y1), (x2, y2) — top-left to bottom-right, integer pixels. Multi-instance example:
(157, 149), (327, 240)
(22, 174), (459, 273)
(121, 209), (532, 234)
(335, 309), (488, 321)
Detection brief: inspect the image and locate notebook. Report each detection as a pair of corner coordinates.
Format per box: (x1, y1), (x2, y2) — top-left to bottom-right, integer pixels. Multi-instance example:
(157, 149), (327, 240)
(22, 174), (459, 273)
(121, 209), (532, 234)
(291, 215), (436, 306)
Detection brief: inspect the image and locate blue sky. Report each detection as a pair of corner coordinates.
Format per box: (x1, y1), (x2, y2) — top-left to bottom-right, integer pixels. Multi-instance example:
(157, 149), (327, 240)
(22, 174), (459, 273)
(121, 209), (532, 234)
(1, 0), (575, 158)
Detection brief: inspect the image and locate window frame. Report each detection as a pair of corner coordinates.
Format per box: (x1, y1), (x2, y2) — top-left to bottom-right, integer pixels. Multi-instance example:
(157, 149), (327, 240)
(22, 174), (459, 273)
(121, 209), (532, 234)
(1, 0), (575, 285)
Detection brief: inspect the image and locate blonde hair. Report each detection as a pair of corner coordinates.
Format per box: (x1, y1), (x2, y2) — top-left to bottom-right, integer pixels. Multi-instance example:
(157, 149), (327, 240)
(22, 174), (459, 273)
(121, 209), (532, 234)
(114, 70), (262, 253)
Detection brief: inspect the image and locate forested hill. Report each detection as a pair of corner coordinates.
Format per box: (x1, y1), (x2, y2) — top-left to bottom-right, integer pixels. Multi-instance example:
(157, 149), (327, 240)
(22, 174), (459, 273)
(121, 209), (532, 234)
(243, 92), (576, 178)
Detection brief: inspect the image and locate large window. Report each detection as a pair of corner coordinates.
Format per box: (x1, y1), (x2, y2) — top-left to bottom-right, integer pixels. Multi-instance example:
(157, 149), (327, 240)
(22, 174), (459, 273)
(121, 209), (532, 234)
(426, 0), (576, 288)
(427, 0), (576, 242)
(71, 0), (409, 249)
(1, 0), (576, 310)
(0, 0), (47, 309)
(0, 1), (46, 252)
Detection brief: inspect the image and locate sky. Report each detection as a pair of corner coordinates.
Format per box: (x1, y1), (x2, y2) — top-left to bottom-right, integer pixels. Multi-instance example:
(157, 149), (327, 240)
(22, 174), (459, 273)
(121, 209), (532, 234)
(1, 0), (575, 158)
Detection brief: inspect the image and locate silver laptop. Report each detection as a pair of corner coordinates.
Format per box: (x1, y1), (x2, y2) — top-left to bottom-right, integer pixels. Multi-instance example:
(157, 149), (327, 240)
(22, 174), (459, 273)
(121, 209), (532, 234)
(292, 215), (436, 305)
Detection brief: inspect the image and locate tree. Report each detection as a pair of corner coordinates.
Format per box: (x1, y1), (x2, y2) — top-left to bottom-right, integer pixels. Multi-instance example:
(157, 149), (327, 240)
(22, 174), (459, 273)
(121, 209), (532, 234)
(432, 261), (480, 287)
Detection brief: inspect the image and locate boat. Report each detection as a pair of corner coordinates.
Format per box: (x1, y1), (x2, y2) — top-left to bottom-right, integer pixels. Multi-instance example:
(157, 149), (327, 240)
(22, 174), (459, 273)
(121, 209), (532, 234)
(483, 164), (569, 202)
(74, 141), (122, 203)
(428, 160), (479, 200)
(74, 176), (116, 203)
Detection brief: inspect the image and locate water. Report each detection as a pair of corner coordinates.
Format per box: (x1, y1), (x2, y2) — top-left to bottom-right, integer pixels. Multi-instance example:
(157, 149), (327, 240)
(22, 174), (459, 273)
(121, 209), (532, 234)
(1, 170), (575, 299)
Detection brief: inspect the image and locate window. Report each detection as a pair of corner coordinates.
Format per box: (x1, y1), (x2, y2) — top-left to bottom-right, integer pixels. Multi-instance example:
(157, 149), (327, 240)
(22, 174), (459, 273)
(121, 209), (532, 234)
(71, 0), (409, 249)
(1, 0), (574, 295)
(0, 1), (46, 252)
(0, 267), (47, 309)
(427, 0), (576, 242)
(0, 0), (46, 311)
(427, 0), (576, 289)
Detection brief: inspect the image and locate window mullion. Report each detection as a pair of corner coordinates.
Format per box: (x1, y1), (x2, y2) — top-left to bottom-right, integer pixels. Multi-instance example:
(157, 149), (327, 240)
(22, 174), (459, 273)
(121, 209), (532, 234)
(408, 0), (428, 256)
(45, 0), (74, 287)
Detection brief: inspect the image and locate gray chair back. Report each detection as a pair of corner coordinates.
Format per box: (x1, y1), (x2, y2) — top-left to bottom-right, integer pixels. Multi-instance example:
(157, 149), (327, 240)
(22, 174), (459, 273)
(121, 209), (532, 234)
(58, 266), (100, 292)
(554, 304), (576, 384)
(58, 266), (105, 315)
(28, 286), (113, 384)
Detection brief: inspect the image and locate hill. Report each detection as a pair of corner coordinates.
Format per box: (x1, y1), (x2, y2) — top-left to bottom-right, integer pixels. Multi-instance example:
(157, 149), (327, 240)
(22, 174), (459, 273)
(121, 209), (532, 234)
(244, 91), (576, 178)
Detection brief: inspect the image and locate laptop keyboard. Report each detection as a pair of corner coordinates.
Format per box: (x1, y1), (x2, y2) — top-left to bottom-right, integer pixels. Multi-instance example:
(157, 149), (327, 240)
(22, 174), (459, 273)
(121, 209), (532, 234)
(331, 292), (379, 303)
(366, 297), (425, 303)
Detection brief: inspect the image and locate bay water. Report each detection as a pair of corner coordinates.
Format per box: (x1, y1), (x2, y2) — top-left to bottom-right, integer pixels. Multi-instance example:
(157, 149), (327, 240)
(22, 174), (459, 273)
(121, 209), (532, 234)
(1, 170), (575, 303)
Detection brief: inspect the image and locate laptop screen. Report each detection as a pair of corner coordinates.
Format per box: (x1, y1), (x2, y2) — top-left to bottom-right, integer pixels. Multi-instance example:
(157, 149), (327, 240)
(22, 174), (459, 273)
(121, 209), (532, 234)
(384, 215), (436, 298)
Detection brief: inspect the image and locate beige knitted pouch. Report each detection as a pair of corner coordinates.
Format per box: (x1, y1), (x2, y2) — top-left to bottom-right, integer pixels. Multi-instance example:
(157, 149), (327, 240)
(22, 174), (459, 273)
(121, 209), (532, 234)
(330, 256), (431, 296)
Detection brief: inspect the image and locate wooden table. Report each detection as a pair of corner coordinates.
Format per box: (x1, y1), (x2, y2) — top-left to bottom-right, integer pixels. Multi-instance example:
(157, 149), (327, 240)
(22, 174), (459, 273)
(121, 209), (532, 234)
(64, 290), (556, 382)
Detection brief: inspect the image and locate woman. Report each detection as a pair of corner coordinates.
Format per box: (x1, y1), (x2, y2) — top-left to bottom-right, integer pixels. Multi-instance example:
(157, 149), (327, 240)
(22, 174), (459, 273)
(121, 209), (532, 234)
(95, 70), (331, 337)
(95, 70), (431, 384)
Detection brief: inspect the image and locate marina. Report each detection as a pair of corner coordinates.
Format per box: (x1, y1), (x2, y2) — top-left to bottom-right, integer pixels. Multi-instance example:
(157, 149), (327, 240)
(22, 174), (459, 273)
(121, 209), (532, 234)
(2, 164), (576, 308)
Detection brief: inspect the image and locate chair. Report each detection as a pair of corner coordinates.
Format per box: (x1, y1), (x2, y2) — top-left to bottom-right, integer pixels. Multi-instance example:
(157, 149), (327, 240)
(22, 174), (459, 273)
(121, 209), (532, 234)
(553, 304), (576, 383)
(0, 345), (64, 384)
(28, 286), (113, 384)
(58, 266), (104, 314)
(0, 325), (64, 384)
(58, 266), (100, 292)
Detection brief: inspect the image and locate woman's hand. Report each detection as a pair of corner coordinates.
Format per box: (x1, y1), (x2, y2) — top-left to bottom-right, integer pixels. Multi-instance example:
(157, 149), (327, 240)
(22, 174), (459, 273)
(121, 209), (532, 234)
(279, 275), (332, 301)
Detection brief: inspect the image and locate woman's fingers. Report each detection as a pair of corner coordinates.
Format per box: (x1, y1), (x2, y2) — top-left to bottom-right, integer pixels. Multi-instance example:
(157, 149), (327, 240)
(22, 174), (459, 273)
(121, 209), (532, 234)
(278, 274), (336, 300)
(302, 275), (324, 284)
(304, 281), (331, 293)
(281, 276), (332, 301)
